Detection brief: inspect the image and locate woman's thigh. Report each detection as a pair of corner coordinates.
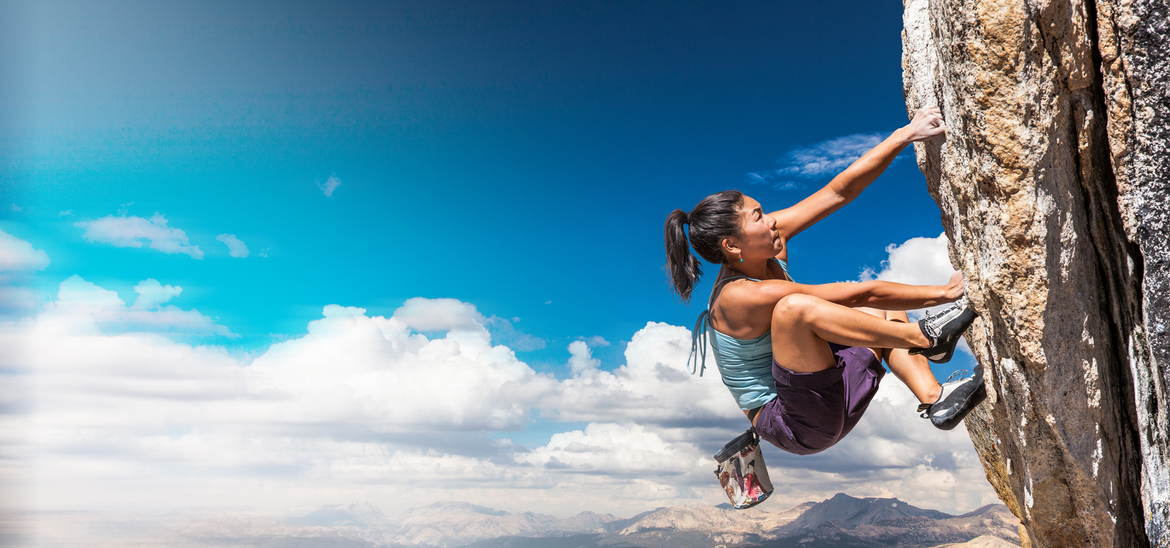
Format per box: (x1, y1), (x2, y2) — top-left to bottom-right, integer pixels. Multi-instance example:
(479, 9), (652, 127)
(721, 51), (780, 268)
(769, 294), (838, 374)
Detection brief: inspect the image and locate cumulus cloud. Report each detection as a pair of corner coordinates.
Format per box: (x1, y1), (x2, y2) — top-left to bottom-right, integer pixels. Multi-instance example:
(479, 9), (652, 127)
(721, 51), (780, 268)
(246, 303), (556, 432)
(215, 234), (249, 258)
(566, 340), (600, 375)
(539, 322), (743, 428)
(485, 316), (546, 351)
(584, 336), (610, 347)
(516, 423), (707, 476)
(131, 278), (183, 309)
(0, 286), (40, 317)
(0, 294), (562, 510)
(394, 297), (545, 351)
(44, 275), (236, 338)
(319, 176), (341, 197)
(747, 133), (888, 190)
(862, 233), (955, 286)
(0, 290), (995, 517)
(74, 213), (204, 259)
(0, 229), (50, 273)
(0, 230), (51, 317)
(393, 297), (485, 332)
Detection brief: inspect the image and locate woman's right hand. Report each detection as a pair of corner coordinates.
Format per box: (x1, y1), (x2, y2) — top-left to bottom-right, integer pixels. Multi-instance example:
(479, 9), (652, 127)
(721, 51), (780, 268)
(902, 106), (946, 143)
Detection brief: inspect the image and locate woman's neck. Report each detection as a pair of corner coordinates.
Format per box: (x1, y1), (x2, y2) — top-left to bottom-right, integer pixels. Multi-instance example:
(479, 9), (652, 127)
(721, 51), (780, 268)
(725, 258), (771, 280)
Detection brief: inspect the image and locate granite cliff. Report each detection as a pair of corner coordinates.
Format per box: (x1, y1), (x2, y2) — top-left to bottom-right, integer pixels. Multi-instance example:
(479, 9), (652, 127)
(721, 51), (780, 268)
(900, 0), (1169, 546)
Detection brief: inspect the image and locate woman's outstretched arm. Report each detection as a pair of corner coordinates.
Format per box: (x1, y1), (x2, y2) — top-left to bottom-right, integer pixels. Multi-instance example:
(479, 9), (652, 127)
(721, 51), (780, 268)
(769, 107), (946, 240)
(793, 271), (965, 310)
(710, 272), (964, 339)
(718, 271), (962, 322)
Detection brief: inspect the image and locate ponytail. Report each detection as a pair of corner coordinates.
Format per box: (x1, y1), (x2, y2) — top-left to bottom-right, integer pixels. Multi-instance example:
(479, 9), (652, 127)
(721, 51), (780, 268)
(663, 190), (745, 304)
(664, 209), (702, 303)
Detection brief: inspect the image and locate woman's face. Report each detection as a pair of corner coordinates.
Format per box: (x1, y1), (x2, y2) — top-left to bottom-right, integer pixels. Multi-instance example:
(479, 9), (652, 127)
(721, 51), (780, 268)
(729, 195), (784, 261)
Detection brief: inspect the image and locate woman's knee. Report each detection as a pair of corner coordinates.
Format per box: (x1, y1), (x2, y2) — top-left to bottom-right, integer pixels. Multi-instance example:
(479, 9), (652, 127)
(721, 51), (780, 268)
(773, 293), (821, 323)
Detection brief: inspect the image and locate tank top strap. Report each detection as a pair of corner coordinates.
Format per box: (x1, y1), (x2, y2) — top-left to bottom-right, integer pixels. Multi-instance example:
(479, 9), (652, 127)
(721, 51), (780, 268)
(688, 258), (790, 377)
(776, 258), (792, 281)
(689, 273), (756, 377)
(706, 274), (758, 309)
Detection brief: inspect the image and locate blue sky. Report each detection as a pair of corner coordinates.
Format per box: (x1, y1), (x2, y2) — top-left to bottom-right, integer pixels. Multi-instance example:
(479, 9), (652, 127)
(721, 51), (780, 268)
(0, 0), (989, 523)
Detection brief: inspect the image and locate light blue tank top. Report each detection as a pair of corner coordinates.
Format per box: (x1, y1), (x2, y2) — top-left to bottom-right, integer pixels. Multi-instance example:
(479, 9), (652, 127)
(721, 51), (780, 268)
(687, 259), (792, 411)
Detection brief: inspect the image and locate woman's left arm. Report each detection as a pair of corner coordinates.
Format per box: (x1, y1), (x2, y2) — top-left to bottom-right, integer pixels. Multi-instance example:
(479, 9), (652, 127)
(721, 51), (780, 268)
(770, 107), (945, 240)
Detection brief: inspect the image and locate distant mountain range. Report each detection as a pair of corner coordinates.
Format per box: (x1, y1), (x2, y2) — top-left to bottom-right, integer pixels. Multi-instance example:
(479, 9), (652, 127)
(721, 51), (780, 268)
(160, 494), (1020, 548)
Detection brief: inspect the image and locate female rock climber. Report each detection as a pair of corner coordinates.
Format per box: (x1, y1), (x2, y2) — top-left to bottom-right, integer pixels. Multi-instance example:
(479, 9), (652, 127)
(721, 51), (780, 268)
(663, 107), (986, 456)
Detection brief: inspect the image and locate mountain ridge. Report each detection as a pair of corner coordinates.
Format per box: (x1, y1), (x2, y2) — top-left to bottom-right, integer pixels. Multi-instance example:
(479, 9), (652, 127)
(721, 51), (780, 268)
(40, 493), (1019, 547)
(267, 493), (1018, 548)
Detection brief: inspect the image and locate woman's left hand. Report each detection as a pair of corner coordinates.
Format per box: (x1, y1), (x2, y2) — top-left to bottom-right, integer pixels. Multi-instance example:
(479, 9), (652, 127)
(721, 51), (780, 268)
(943, 271), (965, 301)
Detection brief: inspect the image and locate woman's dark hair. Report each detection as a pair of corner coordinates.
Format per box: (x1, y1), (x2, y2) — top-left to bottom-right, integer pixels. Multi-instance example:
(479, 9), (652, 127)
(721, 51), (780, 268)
(663, 190), (745, 303)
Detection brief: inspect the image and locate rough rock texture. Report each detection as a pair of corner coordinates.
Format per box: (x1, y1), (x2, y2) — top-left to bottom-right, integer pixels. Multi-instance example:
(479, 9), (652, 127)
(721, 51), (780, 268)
(900, 0), (1169, 547)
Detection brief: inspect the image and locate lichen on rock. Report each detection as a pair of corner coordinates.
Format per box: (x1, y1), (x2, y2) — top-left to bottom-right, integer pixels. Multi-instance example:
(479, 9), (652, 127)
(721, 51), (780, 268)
(900, 0), (1169, 546)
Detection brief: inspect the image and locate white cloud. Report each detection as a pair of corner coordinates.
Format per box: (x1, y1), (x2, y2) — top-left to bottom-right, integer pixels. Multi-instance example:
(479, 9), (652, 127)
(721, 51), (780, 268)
(131, 278), (182, 309)
(392, 297), (485, 332)
(747, 133), (889, 190)
(744, 172), (802, 191)
(0, 230), (51, 317)
(58, 210), (73, 217)
(567, 340), (600, 375)
(11, 203), (21, 212)
(0, 229), (50, 273)
(486, 316), (546, 351)
(539, 322), (742, 426)
(516, 423), (707, 476)
(246, 303), (556, 432)
(0, 285), (40, 315)
(393, 297), (545, 351)
(74, 213), (204, 259)
(319, 176), (341, 197)
(0, 293), (564, 511)
(862, 233), (955, 286)
(43, 275), (235, 338)
(0, 289), (996, 518)
(584, 335), (610, 347)
(216, 234), (249, 258)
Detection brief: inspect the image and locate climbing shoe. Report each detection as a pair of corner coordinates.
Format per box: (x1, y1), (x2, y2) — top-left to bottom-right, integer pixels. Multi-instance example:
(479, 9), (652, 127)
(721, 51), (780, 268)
(918, 367), (987, 430)
(909, 298), (977, 364)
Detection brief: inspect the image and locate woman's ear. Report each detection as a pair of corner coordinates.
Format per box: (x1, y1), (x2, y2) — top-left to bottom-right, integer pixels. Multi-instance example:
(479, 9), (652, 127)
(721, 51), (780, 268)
(721, 237), (741, 260)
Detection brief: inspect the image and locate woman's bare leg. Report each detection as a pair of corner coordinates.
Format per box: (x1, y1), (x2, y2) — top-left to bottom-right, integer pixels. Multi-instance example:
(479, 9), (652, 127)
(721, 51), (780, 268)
(854, 307), (943, 405)
(770, 294), (930, 374)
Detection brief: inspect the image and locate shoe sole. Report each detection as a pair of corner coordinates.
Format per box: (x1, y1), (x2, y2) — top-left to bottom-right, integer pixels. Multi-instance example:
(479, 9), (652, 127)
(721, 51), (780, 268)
(932, 382), (987, 431)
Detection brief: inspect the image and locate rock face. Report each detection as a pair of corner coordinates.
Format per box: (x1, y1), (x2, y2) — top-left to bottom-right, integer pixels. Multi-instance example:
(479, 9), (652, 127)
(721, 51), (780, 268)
(900, 0), (1169, 547)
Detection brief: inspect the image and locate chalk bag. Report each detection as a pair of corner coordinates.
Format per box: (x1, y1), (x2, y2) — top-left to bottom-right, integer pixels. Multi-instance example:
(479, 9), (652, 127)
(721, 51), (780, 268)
(713, 428), (774, 510)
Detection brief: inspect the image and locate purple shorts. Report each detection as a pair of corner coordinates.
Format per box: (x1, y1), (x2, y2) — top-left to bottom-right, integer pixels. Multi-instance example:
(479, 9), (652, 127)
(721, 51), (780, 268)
(754, 343), (886, 455)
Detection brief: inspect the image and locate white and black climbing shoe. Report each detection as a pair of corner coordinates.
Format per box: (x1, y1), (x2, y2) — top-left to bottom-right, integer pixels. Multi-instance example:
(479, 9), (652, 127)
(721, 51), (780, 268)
(909, 298), (977, 364)
(918, 367), (987, 431)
